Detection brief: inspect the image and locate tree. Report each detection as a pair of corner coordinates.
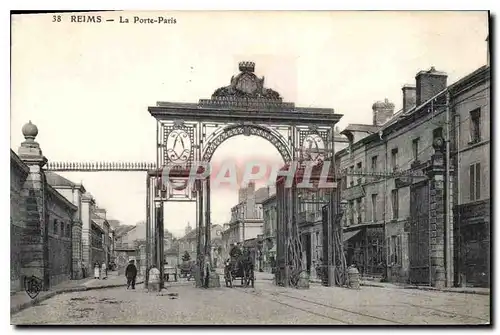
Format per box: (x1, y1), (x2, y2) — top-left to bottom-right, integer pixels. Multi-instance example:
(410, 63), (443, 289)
(182, 251), (191, 262)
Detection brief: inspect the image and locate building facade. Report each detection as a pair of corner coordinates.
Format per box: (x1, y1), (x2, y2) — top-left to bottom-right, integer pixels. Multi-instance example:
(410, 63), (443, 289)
(177, 223), (223, 264)
(262, 194), (277, 272)
(336, 63), (490, 288)
(45, 171), (87, 280)
(222, 183), (269, 256)
(450, 65), (490, 287)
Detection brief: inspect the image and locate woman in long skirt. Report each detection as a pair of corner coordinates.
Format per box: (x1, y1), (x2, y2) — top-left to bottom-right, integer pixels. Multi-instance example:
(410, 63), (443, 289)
(94, 263), (100, 279)
(101, 262), (107, 280)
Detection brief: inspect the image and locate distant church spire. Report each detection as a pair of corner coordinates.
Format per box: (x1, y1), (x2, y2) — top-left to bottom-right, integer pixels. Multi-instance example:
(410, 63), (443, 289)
(185, 222), (192, 235)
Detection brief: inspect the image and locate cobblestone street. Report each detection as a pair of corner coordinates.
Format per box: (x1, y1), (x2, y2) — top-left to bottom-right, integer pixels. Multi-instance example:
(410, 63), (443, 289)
(11, 274), (490, 325)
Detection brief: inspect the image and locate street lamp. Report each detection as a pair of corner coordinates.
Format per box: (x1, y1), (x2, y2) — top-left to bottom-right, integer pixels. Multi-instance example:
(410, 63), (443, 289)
(240, 209), (245, 244)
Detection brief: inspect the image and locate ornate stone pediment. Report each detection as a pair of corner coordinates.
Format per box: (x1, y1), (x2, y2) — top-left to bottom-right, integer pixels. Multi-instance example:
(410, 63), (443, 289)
(212, 61), (282, 100)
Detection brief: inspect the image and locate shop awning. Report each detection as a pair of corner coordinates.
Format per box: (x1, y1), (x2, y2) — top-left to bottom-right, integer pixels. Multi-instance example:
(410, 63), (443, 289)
(343, 229), (361, 242)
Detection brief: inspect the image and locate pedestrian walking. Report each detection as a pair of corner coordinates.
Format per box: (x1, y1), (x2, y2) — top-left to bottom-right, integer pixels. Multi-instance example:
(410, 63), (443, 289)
(94, 262), (100, 279)
(101, 262), (107, 280)
(125, 260), (137, 289)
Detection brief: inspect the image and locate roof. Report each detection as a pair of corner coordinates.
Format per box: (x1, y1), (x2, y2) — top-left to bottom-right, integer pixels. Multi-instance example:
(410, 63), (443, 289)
(46, 184), (78, 211)
(340, 124), (380, 136)
(179, 228), (198, 241)
(336, 65), (490, 158)
(10, 150), (29, 176)
(45, 171), (77, 187)
(261, 194), (277, 205)
(114, 225), (136, 237)
(90, 220), (105, 233)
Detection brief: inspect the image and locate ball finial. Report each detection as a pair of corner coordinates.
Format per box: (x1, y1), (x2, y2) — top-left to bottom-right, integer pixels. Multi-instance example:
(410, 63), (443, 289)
(22, 120), (38, 141)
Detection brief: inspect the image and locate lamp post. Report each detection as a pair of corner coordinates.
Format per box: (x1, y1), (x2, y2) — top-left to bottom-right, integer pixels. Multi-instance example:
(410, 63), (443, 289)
(241, 208), (245, 244)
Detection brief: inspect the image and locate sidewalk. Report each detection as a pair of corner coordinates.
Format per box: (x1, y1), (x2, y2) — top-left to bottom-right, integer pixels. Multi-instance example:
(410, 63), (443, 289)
(10, 273), (145, 315)
(254, 271), (490, 296)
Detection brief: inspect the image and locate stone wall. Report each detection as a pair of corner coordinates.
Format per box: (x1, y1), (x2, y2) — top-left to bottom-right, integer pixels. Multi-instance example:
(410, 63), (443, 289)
(48, 236), (72, 286)
(10, 160), (28, 293)
(46, 186), (77, 287)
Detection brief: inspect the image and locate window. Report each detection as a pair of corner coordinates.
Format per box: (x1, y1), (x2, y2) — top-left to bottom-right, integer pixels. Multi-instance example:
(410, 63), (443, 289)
(53, 219), (58, 235)
(371, 156), (378, 173)
(470, 108), (481, 143)
(371, 194), (377, 222)
(391, 149), (398, 171)
(356, 162), (362, 185)
(356, 199), (362, 224)
(349, 166), (354, 186)
(412, 138), (420, 161)
(341, 169), (347, 190)
(391, 189), (399, 219)
(348, 200), (354, 225)
(67, 223), (71, 238)
(433, 127), (443, 144)
(61, 222), (65, 237)
(469, 163), (481, 201)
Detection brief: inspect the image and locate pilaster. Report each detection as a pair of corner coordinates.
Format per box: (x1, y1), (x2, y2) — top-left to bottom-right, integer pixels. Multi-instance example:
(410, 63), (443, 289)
(425, 152), (446, 289)
(18, 121), (50, 290)
(72, 219), (83, 279)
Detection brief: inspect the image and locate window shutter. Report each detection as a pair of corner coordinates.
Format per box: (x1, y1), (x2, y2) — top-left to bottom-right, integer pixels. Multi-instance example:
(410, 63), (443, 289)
(475, 163), (481, 200)
(470, 165), (475, 201)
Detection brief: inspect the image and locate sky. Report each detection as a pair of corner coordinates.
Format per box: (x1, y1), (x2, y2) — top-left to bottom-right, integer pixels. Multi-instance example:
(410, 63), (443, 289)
(10, 11), (488, 238)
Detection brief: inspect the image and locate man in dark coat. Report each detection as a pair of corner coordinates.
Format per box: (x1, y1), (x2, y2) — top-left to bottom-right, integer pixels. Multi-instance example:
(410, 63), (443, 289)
(125, 260), (138, 289)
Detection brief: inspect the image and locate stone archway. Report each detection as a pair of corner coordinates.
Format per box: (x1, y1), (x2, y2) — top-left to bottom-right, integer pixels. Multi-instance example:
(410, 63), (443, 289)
(201, 123), (292, 163)
(146, 61), (342, 289)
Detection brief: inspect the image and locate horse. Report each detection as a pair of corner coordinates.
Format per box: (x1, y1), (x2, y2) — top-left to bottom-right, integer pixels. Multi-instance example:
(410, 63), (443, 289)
(224, 248), (255, 288)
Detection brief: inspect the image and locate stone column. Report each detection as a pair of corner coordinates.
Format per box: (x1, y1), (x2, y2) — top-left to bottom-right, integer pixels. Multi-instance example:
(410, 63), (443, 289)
(18, 121), (50, 290)
(81, 193), (93, 277)
(425, 152), (446, 289)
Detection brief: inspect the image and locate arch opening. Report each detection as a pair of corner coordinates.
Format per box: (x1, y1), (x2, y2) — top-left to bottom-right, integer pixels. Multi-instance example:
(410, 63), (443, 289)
(202, 124), (292, 163)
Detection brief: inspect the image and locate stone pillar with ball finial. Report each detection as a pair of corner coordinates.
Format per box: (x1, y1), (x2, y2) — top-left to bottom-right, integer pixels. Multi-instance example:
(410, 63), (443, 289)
(17, 121), (51, 290)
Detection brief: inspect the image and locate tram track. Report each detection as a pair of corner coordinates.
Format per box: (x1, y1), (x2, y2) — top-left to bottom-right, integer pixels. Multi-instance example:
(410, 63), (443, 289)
(241, 284), (488, 325)
(239, 287), (403, 325)
(361, 285), (490, 323)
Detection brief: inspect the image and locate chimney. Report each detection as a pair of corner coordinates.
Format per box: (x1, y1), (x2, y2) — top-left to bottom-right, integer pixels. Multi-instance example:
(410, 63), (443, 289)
(94, 208), (106, 219)
(372, 98), (395, 126)
(415, 67), (447, 106)
(402, 84), (416, 113)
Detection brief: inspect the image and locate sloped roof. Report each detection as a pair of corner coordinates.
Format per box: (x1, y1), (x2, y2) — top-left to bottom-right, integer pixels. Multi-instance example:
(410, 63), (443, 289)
(340, 124), (380, 135)
(45, 171), (78, 187)
(114, 225), (136, 237)
(11, 150), (29, 176)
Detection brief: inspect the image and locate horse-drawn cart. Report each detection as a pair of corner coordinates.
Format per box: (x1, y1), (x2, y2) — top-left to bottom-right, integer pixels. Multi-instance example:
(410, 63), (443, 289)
(223, 256), (255, 288)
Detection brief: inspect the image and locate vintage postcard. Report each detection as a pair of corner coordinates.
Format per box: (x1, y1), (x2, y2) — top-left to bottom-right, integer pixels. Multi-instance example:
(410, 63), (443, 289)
(10, 10), (491, 325)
